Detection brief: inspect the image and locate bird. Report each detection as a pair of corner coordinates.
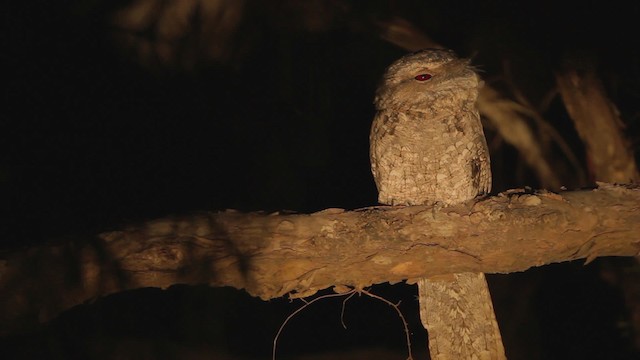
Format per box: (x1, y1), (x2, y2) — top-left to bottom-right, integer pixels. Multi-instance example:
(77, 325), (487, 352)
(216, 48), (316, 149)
(370, 48), (491, 206)
(369, 49), (505, 359)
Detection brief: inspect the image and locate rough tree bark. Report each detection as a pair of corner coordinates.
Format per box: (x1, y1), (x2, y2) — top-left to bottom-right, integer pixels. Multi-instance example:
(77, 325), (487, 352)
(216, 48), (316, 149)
(1, 184), (639, 335)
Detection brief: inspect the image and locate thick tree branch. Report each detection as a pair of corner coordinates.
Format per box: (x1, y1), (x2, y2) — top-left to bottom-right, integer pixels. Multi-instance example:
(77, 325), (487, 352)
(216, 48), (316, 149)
(556, 62), (639, 183)
(1, 183), (639, 334)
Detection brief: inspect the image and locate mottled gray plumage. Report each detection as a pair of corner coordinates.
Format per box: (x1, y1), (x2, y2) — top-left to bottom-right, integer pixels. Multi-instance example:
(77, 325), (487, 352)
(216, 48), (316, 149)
(370, 49), (505, 359)
(370, 49), (491, 206)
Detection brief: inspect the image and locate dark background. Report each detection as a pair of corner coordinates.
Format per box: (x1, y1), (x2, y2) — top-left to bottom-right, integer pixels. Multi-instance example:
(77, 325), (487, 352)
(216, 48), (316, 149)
(3, 0), (639, 359)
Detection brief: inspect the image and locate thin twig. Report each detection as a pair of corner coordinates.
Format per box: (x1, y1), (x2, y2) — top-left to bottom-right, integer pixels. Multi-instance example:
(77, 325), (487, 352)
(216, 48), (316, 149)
(272, 291), (356, 360)
(272, 288), (415, 360)
(361, 289), (414, 360)
(340, 291), (357, 329)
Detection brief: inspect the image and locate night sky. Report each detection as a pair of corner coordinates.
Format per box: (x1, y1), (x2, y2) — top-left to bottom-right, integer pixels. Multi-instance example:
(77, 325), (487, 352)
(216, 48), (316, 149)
(3, 1), (640, 359)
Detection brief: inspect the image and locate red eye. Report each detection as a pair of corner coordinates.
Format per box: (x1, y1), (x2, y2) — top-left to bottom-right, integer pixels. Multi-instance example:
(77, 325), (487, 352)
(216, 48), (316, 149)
(414, 74), (432, 81)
